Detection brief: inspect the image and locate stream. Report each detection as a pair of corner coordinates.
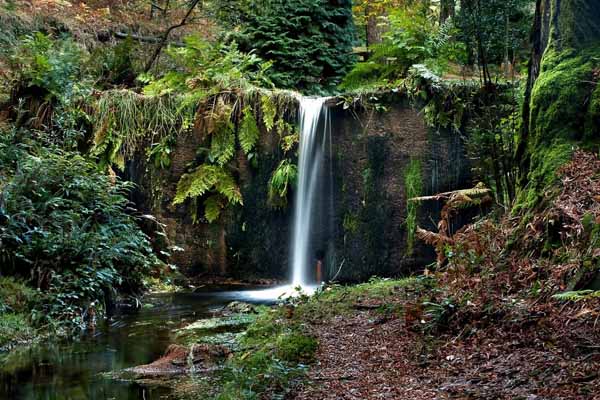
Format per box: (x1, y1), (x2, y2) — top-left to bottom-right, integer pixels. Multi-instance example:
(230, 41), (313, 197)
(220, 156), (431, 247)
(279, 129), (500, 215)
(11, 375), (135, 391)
(0, 288), (269, 400)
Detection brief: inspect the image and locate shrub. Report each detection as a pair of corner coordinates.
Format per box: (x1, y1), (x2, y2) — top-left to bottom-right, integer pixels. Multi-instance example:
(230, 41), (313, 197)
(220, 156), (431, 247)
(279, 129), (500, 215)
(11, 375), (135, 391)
(0, 142), (162, 326)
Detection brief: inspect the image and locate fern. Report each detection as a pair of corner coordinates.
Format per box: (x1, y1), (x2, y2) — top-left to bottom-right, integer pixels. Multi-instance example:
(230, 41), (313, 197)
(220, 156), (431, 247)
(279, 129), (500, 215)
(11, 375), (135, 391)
(268, 159), (297, 208)
(261, 95), (276, 132)
(174, 165), (220, 205)
(204, 195), (224, 223)
(552, 290), (600, 302)
(239, 106), (260, 154)
(209, 119), (236, 166)
(214, 172), (243, 205)
(173, 165), (239, 205)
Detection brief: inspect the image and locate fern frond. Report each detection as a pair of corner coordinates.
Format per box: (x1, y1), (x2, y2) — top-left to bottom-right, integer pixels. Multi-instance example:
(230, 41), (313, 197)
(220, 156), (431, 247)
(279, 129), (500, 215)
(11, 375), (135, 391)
(174, 165), (220, 204)
(209, 119), (235, 166)
(215, 172), (243, 205)
(416, 227), (455, 247)
(552, 290), (600, 302)
(174, 164), (242, 209)
(261, 94), (276, 132)
(204, 195), (224, 223)
(268, 159), (297, 208)
(239, 106), (260, 154)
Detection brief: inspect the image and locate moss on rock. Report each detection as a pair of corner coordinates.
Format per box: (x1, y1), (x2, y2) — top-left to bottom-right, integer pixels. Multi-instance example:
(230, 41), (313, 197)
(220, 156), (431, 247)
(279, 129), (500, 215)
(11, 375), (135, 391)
(519, 43), (600, 210)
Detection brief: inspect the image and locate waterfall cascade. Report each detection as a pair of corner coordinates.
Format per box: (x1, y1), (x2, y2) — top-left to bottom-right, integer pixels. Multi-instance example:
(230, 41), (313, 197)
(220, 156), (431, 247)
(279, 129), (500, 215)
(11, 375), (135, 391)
(291, 97), (330, 287)
(245, 96), (332, 299)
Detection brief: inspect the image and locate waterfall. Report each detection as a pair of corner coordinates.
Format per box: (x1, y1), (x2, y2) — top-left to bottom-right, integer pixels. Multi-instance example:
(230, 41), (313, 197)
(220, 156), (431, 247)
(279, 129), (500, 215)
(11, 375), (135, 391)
(244, 96), (332, 300)
(291, 97), (329, 287)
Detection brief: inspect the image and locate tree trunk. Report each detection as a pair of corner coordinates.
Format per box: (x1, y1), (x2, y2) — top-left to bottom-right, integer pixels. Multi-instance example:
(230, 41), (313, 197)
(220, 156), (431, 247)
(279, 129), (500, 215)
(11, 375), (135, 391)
(515, 0), (600, 208)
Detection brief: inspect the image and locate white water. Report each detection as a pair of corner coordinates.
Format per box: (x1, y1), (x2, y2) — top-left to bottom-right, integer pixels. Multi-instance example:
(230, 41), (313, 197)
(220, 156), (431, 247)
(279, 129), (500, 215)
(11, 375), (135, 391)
(291, 97), (328, 287)
(245, 97), (330, 300)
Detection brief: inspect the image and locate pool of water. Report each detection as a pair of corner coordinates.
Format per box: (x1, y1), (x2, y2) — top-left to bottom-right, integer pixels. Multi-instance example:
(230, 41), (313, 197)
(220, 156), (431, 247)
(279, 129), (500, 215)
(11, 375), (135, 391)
(0, 289), (272, 400)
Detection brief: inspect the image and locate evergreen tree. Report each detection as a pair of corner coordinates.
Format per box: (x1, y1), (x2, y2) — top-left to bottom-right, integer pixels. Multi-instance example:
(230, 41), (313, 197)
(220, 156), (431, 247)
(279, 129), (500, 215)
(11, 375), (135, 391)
(234, 0), (356, 93)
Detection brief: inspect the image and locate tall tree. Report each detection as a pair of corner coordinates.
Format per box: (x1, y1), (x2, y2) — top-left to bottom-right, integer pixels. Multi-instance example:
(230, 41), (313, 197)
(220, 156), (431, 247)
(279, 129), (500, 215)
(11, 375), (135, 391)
(516, 0), (600, 207)
(234, 0), (356, 93)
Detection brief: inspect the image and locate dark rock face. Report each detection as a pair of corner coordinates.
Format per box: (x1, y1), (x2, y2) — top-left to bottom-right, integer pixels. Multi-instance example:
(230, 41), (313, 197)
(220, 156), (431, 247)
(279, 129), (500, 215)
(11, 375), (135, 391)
(326, 100), (470, 281)
(127, 96), (472, 281)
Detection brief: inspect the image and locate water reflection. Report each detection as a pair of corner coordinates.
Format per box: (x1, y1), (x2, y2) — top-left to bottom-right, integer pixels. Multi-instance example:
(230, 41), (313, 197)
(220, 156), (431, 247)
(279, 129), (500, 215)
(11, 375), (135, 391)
(0, 289), (269, 400)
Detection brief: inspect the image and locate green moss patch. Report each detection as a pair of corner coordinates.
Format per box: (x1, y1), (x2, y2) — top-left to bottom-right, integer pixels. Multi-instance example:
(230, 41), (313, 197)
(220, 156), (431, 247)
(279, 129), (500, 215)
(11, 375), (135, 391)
(529, 46), (600, 146)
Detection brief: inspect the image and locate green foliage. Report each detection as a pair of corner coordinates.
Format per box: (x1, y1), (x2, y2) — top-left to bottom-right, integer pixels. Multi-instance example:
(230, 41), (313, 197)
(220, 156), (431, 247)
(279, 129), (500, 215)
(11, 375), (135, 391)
(174, 165), (242, 223)
(455, 0), (532, 66)
(234, 0), (356, 93)
(238, 106), (260, 154)
(209, 117), (236, 166)
(0, 135), (161, 326)
(260, 94), (276, 132)
(91, 90), (191, 170)
(466, 90), (520, 205)
(552, 290), (600, 302)
(341, 7), (465, 91)
(146, 135), (174, 169)
(203, 195), (225, 224)
(343, 212), (359, 235)
(0, 313), (33, 349)
(174, 165), (242, 205)
(89, 38), (138, 88)
(10, 32), (84, 103)
(0, 277), (37, 314)
(142, 37), (273, 101)
(404, 158), (422, 254)
(268, 159), (298, 208)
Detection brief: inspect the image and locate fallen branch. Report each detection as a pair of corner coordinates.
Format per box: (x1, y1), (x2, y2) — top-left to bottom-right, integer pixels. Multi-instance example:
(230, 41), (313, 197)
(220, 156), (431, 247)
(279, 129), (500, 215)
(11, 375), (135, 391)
(113, 31), (184, 47)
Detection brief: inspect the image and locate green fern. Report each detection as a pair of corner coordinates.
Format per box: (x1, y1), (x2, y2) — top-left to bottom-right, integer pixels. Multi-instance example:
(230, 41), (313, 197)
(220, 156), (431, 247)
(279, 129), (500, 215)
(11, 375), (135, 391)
(173, 165), (239, 204)
(214, 171), (243, 205)
(209, 119), (236, 166)
(552, 290), (600, 302)
(204, 195), (224, 223)
(239, 106), (260, 154)
(261, 95), (276, 132)
(268, 159), (297, 208)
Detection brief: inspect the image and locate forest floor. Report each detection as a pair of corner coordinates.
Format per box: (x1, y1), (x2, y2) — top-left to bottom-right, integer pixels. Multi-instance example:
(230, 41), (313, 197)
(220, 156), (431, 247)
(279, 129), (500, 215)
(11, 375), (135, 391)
(286, 151), (600, 400)
(288, 286), (600, 400)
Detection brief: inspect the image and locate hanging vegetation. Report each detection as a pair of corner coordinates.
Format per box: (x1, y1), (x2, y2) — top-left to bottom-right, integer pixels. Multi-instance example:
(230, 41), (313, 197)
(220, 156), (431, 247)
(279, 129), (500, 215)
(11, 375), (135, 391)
(268, 159), (298, 209)
(91, 90), (193, 170)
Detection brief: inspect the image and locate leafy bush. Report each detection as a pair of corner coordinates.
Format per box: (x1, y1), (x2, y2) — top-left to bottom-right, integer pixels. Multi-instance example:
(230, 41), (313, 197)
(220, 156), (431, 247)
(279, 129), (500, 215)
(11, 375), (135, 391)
(142, 37), (273, 100)
(0, 138), (161, 326)
(0, 277), (37, 314)
(341, 7), (465, 91)
(10, 32), (83, 103)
